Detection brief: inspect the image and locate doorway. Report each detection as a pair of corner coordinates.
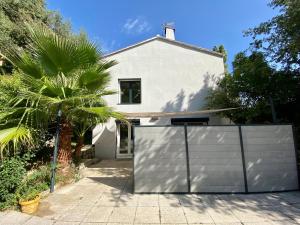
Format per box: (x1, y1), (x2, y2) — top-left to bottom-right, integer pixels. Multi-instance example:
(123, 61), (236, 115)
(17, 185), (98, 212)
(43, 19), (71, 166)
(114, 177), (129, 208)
(116, 119), (140, 159)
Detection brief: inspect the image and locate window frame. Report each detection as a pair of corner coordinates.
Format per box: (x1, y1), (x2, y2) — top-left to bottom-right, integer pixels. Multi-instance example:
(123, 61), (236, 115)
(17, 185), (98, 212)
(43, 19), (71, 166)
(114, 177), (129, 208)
(118, 78), (142, 105)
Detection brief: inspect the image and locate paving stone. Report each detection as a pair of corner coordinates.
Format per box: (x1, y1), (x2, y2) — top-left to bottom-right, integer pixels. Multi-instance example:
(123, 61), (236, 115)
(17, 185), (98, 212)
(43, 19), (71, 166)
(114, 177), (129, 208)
(273, 204), (300, 222)
(24, 216), (54, 225)
(236, 194), (286, 207)
(76, 194), (101, 206)
(0, 211), (32, 224)
(117, 194), (139, 206)
(212, 195), (247, 207)
(244, 220), (297, 225)
(207, 206), (240, 224)
(0, 211), (8, 222)
(176, 195), (204, 207)
(159, 194), (181, 207)
(231, 207), (272, 223)
(276, 192), (300, 205)
(260, 206), (294, 221)
(58, 205), (92, 222)
(138, 194), (159, 207)
(182, 206), (214, 224)
(106, 223), (133, 225)
(160, 206), (187, 224)
(35, 202), (75, 220)
(108, 206), (137, 223)
(214, 223), (242, 225)
(96, 194), (121, 206)
(83, 206), (114, 223)
(270, 220), (298, 225)
(53, 222), (80, 225)
(134, 206), (160, 224)
(80, 223), (106, 225)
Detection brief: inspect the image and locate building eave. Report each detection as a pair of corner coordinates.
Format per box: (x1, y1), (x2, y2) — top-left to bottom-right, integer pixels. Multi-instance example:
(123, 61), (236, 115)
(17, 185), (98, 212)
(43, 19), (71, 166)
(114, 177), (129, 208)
(103, 35), (223, 59)
(122, 108), (237, 118)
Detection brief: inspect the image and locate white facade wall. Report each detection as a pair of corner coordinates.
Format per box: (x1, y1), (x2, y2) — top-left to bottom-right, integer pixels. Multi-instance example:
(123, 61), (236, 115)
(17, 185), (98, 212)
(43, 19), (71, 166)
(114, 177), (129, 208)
(93, 38), (225, 159)
(104, 39), (224, 113)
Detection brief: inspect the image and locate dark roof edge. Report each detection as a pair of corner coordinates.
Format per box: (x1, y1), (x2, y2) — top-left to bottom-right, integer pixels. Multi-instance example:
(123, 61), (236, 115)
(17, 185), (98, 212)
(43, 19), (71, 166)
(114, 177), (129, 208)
(103, 36), (224, 58)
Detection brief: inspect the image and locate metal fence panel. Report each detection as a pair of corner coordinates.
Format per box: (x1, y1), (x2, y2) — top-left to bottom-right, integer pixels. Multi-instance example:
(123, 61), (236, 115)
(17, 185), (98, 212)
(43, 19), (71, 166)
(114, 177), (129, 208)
(187, 126), (245, 193)
(134, 125), (298, 193)
(134, 126), (188, 193)
(242, 125), (298, 192)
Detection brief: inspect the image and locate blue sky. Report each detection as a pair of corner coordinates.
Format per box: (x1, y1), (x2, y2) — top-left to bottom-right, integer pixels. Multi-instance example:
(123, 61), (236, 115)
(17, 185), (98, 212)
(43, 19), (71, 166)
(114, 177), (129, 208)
(46, 0), (277, 71)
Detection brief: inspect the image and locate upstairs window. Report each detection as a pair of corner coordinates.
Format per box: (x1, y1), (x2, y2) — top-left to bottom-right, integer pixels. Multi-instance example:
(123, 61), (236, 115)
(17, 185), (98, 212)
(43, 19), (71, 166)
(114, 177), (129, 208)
(119, 79), (141, 104)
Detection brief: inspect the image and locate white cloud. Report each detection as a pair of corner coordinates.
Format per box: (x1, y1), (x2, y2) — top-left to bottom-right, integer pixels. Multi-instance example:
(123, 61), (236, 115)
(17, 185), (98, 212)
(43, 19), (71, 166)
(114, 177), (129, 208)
(92, 36), (118, 54)
(122, 17), (151, 34)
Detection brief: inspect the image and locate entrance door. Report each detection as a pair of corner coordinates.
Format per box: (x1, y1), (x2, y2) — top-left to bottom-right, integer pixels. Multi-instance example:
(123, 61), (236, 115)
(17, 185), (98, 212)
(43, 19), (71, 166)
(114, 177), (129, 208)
(116, 120), (140, 159)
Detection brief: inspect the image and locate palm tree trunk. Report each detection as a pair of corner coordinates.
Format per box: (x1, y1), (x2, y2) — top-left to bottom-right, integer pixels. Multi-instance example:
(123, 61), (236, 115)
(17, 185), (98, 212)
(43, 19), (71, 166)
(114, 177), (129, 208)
(57, 120), (72, 165)
(75, 136), (84, 159)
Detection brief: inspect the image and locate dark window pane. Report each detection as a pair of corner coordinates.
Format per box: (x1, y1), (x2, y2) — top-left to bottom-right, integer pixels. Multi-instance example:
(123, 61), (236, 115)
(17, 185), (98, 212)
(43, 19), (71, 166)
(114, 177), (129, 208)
(120, 80), (141, 104)
(131, 81), (141, 103)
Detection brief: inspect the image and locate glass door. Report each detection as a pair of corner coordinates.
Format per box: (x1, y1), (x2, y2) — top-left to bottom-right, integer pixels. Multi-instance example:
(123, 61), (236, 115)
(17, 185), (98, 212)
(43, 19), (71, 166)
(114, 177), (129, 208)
(119, 123), (129, 154)
(117, 123), (132, 158)
(116, 120), (140, 159)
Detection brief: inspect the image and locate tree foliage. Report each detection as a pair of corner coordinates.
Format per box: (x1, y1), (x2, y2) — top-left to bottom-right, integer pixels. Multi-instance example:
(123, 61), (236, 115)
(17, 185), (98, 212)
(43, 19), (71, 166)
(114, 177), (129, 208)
(207, 0), (300, 124)
(245, 0), (300, 70)
(206, 51), (298, 123)
(0, 0), (71, 73)
(0, 26), (123, 161)
(213, 45), (228, 72)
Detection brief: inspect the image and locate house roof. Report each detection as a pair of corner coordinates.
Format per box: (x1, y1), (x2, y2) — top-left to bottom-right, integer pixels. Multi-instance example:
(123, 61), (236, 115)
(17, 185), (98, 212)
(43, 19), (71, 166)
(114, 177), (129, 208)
(103, 35), (223, 58)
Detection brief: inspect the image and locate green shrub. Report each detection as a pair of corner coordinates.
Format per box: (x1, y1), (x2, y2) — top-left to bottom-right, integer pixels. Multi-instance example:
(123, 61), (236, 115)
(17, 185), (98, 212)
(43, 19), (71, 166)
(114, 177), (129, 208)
(0, 158), (26, 210)
(17, 166), (50, 202)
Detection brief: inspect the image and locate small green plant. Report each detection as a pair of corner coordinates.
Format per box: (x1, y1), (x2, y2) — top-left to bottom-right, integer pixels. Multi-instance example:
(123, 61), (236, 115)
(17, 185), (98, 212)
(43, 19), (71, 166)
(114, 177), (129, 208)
(17, 167), (50, 202)
(17, 187), (40, 202)
(0, 157), (26, 210)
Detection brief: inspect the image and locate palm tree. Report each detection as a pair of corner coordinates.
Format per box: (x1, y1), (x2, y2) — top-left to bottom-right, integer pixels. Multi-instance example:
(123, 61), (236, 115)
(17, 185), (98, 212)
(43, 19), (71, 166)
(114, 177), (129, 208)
(0, 25), (122, 163)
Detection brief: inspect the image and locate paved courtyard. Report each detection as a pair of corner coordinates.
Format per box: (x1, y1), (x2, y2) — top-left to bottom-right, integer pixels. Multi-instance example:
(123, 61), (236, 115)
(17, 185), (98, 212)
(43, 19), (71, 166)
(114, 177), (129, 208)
(1, 160), (300, 224)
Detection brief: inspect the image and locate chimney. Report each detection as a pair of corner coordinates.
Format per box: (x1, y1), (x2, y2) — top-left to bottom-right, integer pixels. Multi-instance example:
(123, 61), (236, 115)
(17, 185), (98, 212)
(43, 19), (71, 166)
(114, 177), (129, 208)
(164, 23), (175, 40)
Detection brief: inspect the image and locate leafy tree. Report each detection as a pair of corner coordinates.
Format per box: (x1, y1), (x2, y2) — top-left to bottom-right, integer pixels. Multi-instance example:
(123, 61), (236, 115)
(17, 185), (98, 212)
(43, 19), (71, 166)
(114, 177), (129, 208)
(0, 0), (71, 73)
(213, 45), (228, 72)
(0, 26), (122, 164)
(245, 0), (300, 70)
(206, 51), (298, 123)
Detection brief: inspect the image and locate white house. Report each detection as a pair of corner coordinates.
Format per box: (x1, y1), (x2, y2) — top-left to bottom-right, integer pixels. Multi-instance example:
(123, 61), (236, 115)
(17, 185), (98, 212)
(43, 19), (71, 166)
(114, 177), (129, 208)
(92, 25), (229, 159)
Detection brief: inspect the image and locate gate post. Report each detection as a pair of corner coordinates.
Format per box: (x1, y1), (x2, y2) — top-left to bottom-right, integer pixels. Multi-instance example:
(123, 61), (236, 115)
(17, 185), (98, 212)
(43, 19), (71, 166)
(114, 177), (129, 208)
(184, 124), (191, 193)
(238, 126), (248, 193)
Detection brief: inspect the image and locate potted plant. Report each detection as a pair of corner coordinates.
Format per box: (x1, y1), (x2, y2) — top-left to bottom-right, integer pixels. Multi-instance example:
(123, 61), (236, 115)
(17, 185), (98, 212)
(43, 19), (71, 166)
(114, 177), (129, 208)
(16, 168), (49, 214)
(18, 187), (40, 214)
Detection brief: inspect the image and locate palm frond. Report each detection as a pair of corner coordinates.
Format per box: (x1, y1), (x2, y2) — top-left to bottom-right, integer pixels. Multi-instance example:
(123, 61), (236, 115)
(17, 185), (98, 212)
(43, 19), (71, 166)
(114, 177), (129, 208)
(27, 25), (101, 76)
(77, 107), (125, 122)
(0, 126), (33, 159)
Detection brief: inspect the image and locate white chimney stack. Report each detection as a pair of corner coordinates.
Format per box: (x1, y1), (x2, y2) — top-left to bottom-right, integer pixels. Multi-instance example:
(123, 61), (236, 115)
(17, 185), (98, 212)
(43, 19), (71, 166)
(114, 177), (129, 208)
(164, 23), (175, 40)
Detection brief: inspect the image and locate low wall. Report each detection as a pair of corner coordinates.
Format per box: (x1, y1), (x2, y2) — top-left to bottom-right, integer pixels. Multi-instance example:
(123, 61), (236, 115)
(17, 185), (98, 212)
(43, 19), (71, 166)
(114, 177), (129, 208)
(134, 125), (298, 193)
